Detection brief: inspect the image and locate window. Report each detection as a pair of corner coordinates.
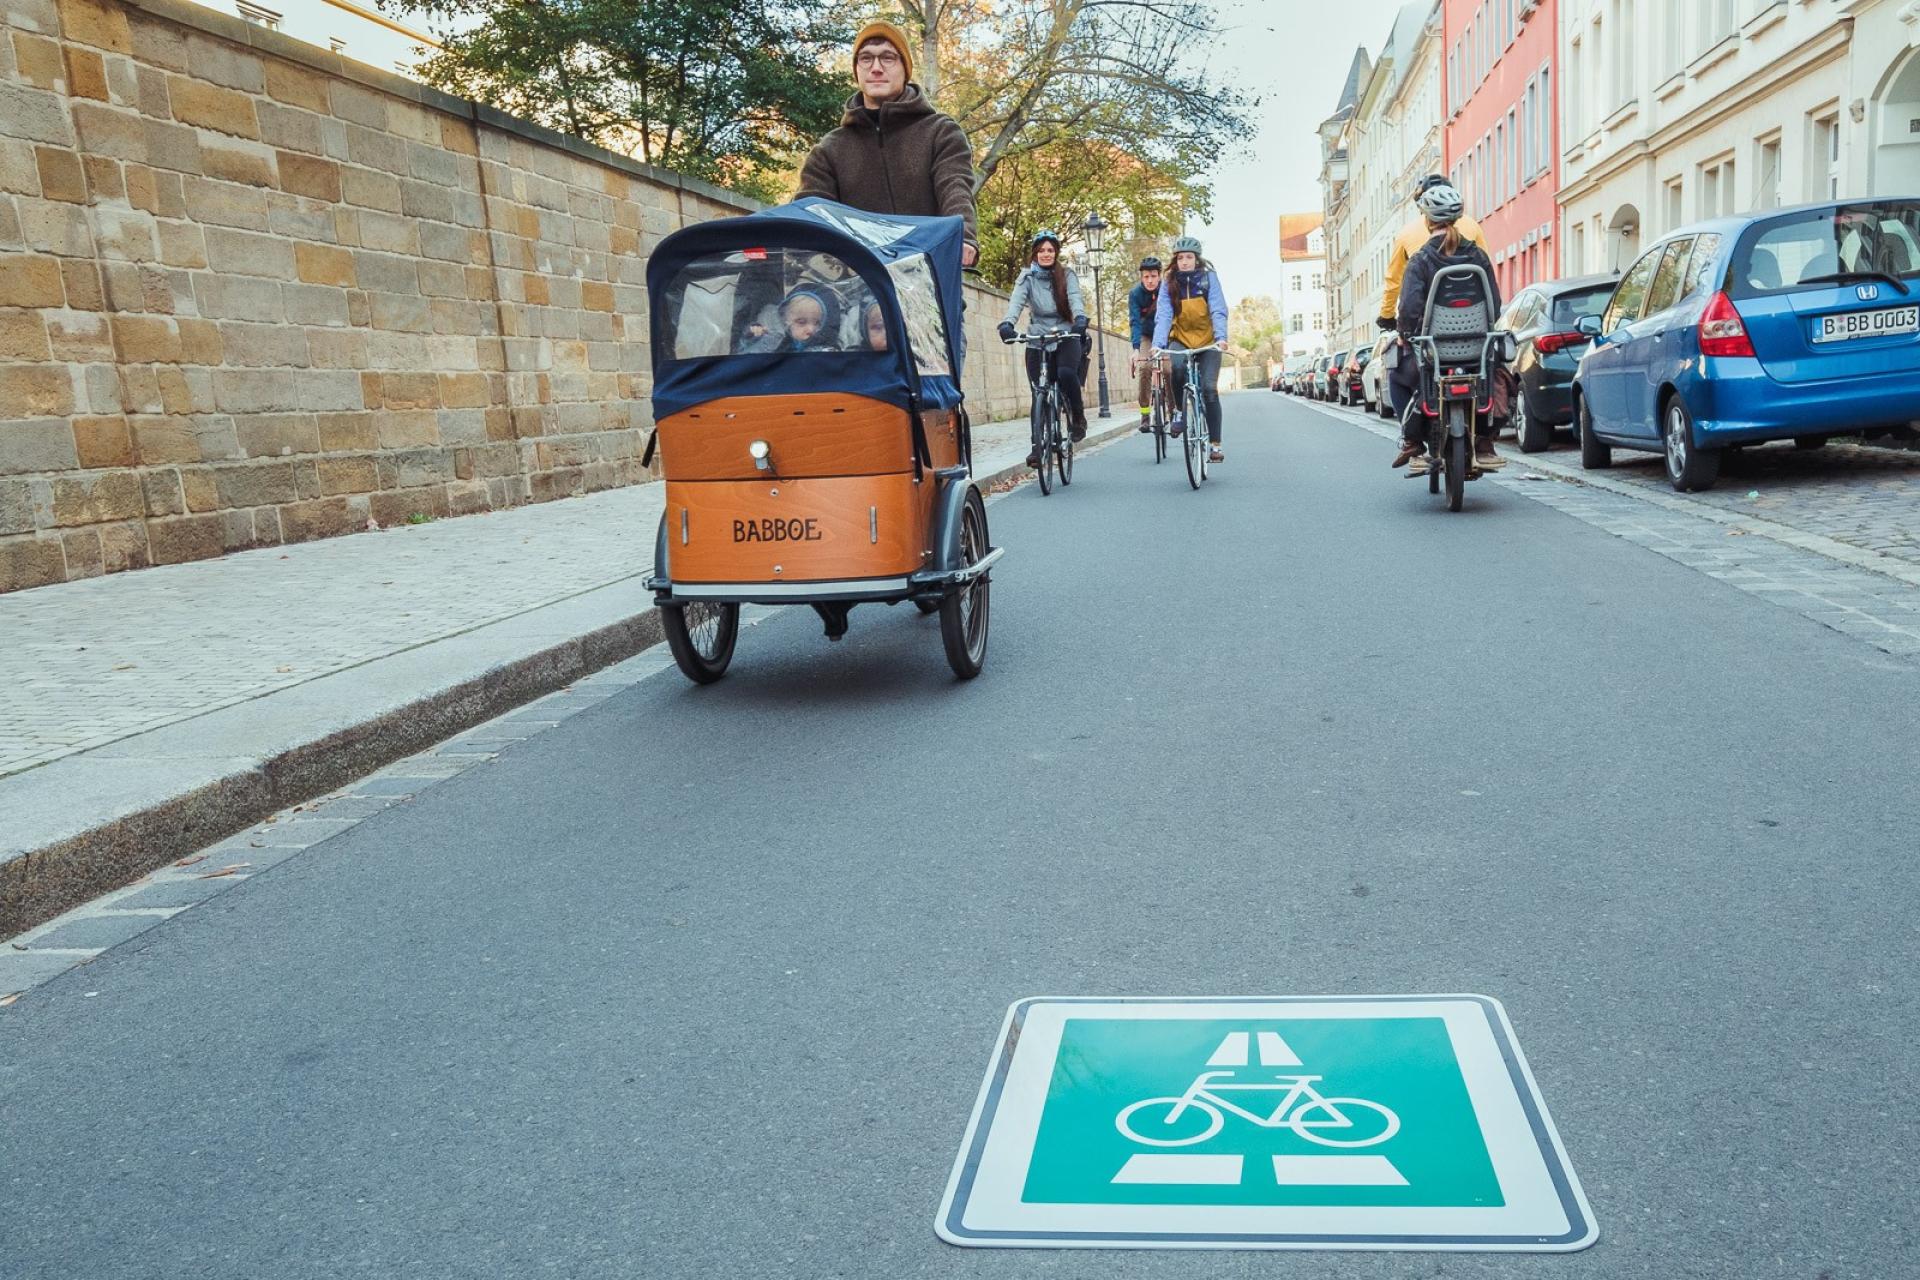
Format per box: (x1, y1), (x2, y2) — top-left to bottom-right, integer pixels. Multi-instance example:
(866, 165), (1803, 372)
(1755, 136), (1782, 210)
(1602, 246), (1664, 331)
(1506, 109), (1518, 200)
(1613, 0), (1635, 109)
(1494, 122), (1506, 208)
(659, 246), (920, 365)
(1700, 156), (1736, 218)
(1644, 238), (1694, 314)
(1683, 233), (1725, 301)
(235, 1), (280, 29)
(1569, 222), (1588, 274)
(1665, 178), (1685, 231)
(1812, 113), (1841, 201)
(1567, 38), (1583, 139)
(1664, 1), (1685, 76)
(1728, 202), (1920, 298)
(1538, 66), (1551, 171)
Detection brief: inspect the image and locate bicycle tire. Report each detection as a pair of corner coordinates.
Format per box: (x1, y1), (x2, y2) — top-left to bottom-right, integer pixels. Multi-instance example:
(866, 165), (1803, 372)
(662, 601), (739, 685)
(1058, 422), (1074, 486)
(1288, 1096), (1400, 1149)
(1183, 385), (1204, 490)
(1035, 393), (1054, 496)
(1115, 1096), (1224, 1147)
(1445, 416), (1468, 512)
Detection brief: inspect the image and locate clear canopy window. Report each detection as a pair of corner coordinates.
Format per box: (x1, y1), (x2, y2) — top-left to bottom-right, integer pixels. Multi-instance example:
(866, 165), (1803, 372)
(660, 248), (889, 359)
(886, 252), (951, 378)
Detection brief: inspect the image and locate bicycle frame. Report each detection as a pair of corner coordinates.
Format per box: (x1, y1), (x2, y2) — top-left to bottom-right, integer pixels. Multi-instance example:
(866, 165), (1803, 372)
(1167, 1071), (1331, 1128)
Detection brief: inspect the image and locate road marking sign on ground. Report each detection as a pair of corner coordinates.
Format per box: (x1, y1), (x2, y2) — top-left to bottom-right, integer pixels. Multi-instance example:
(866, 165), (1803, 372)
(936, 996), (1596, 1251)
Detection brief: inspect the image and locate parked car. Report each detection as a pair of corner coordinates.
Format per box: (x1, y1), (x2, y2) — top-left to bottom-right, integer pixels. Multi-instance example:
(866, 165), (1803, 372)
(1341, 347), (1371, 405)
(1573, 199), (1920, 490)
(1310, 354), (1335, 400)
(1362, 331), (1397, 418)
(1495, 272), (1620, 451)
(1323, 349), (1351, 400)
(1286, 354), (1315, 394)
(1269, 369), (1286, 392)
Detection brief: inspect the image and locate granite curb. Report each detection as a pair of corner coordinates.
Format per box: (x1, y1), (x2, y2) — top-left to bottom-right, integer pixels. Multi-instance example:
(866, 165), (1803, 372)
(0, 415), (1136, 941)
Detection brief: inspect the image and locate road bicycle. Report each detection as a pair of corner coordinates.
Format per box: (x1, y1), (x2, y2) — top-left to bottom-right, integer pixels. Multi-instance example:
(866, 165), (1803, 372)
(1115, 1071), (1400, 1149)
(1004, 329), (1075, 495)
(1155, 347), (1212, 490)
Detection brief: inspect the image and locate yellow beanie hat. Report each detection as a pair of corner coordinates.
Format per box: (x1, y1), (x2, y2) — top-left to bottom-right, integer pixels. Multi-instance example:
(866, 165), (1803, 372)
(852, 20), (913, 83)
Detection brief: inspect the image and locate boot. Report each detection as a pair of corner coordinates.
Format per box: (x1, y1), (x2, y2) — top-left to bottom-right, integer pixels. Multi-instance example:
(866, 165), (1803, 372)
(1475, 436), (1506, 470)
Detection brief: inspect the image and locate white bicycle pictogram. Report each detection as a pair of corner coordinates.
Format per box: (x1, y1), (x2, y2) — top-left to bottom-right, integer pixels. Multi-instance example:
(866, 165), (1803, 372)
(1116, 1072), (1401, 1149)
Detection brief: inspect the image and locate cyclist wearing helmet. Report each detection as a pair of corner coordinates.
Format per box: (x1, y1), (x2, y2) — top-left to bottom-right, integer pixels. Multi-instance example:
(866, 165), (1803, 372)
(1389, 182), (1505, 475)
(998, 229), (1090, 467)
(1380, 175), (1489, 426)
(1152, 236), (1230, 463)
(1128, 256), (1164, 433)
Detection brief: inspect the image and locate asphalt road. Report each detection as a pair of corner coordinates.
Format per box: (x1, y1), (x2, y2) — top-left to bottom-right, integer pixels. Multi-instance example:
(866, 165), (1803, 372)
(5, 391), (1918, 1278)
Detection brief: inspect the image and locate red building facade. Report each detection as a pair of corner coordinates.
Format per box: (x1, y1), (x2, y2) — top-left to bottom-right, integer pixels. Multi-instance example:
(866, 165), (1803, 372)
(1442, 0), (1559, 298)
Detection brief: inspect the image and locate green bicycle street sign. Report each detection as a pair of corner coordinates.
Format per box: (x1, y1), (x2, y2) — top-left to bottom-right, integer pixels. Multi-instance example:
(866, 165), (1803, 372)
(936, 996), (1597, 1252)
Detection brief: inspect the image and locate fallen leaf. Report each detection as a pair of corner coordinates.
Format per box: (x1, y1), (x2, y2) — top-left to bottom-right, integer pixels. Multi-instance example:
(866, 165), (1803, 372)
(275, 666), (294, 673)
(0, 993), (19, 1006)
(112, 663), (136, 671)
(173, 854), (209, 868)
(198, 863), (251, 879)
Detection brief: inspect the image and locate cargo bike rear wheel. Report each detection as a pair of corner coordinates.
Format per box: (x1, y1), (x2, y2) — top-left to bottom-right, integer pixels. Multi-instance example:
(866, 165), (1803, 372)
(662, 600), (739, 684)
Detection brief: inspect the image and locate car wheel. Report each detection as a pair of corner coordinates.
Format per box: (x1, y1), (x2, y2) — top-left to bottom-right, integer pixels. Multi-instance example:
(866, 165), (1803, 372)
(1577, 392), (1611, 470)
(1663, 395), (1720, 491)
(1514, 387), (1550, 453)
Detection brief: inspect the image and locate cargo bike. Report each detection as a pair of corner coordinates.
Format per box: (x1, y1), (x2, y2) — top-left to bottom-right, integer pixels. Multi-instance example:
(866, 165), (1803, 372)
(642, 199), (1001, 683)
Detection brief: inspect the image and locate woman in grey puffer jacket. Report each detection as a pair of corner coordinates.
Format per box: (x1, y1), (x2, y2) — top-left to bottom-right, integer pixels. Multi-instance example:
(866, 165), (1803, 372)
(998, 230), (1090, 465)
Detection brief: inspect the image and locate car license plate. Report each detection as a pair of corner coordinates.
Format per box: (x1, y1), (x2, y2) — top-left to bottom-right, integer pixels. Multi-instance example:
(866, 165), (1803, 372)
(1813, 304), (1920, 343)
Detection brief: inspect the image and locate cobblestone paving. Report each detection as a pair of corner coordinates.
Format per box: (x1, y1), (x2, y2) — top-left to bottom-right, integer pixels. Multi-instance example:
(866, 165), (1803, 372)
(1523, 436), (1920, 567)
(0, 417), (1041, 779)
(1308, 399), (1920, 663)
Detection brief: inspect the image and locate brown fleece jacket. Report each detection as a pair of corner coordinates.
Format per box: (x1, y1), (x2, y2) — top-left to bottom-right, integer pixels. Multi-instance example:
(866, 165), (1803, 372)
(797, 86), (978, 249)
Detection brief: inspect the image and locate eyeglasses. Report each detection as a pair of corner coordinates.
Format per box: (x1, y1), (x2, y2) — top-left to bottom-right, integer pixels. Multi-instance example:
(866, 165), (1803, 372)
(855, 50), (902, 69)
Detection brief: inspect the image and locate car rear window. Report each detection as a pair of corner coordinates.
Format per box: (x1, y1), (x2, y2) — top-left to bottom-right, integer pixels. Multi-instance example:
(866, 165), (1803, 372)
(1730, 201), (1920, 298)
(1548, 286), (1613, 326)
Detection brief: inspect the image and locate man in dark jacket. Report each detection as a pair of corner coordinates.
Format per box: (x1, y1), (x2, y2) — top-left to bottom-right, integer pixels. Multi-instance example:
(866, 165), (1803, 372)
(1127, 256), (1162, 432)
(797, 20), (979, 268)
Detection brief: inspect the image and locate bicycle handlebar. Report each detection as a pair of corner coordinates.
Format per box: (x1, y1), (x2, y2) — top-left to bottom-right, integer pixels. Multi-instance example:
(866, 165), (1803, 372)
(1002, 328), (1076, 346)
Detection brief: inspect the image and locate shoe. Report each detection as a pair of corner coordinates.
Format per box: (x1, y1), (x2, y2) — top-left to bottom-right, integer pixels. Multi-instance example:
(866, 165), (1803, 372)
(1137, 417), (1152, 434)
(1475, 441), (1507, 470)
(1026, 449), (1040, 468)
(1391, 441), (1424, 468)
(1169, 415), (1185, 438)
(1406, 454), (1431, 476)
(1208, 446), (1224, 463)
(1069, 423), (1087, 442)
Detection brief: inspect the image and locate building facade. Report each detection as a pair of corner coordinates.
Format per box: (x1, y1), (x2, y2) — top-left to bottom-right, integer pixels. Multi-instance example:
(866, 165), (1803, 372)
(1444, 0), (1559, 295)
(1318, 48), (1371, 356)
(198, 0), (438, 76)
(1329, 2), (1443, 352)
(1556, 0), (1853, 278)
(1278, 215), (1329, 358)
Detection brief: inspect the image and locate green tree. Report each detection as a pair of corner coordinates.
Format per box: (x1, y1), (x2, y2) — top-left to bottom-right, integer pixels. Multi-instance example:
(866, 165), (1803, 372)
(394, 0), (852, 200)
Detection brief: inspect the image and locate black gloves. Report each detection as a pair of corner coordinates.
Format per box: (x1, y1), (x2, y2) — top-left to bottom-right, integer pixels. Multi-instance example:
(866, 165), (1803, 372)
(998, 321), (1016, 341)
(1071, 316), (1090, 337)
(1376, 315), (1395, 331)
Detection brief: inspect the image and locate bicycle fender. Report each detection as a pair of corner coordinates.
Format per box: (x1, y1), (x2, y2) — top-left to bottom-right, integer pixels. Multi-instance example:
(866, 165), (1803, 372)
(925, 469), (974, 574)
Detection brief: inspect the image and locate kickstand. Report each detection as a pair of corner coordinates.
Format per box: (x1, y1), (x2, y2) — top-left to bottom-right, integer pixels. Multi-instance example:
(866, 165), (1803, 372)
(811, 602), (852, 642)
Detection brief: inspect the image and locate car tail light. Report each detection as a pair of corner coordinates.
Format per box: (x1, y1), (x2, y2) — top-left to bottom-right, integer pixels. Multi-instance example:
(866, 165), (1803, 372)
(1699, 291), (1754, 358)
(1534, 331), (1587, 355)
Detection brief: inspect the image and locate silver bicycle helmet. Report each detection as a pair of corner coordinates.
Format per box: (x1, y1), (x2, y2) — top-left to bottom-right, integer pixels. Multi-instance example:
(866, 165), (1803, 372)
(1415, 183), (1464, 225)
(1170, 235), (1203, 256)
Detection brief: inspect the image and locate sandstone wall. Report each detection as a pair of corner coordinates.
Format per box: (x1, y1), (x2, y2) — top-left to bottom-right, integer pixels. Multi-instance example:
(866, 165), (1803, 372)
(0, 0), (1119, 593)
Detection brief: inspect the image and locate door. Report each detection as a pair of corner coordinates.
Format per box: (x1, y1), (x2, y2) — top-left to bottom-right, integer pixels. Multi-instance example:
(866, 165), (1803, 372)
(1582, 246), (1663, 432)
(1612, 238), (1694, 440)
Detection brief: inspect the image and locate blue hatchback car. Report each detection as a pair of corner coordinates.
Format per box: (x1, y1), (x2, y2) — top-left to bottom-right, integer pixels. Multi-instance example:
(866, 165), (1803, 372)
(1572, 200), (1920, 490)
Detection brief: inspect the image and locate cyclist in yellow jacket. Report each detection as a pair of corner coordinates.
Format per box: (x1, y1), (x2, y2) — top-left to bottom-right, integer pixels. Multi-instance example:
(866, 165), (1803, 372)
(1379, 175), (1489, 426)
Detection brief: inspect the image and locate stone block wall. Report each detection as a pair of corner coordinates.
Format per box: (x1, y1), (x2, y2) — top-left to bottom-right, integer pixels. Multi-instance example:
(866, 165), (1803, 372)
(0, 0), (1111, 594)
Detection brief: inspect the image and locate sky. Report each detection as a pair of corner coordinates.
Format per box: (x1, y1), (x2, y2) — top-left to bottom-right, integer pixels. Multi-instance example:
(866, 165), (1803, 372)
(1191, 0), (1415, 303)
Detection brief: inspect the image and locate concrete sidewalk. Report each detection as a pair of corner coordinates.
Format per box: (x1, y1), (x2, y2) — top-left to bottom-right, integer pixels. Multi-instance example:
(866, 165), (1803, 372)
(1, 410), (1135, 937)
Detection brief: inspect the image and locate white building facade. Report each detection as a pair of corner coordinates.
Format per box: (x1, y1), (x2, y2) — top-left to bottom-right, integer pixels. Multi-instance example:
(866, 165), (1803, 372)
(1278, 216), (1330, 358)
(199, 0), (438, 78)
(1342, 2), (1445, 351)
(1558, 0), (1873, 278)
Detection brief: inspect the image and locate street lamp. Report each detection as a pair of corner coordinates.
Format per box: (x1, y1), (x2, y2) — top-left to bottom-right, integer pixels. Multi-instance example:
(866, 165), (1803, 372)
(1082, 211), (1111, 419)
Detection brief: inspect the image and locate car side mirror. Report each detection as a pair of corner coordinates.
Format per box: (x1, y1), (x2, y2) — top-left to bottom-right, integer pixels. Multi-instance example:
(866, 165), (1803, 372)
(1575, 315), (1603, 338)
